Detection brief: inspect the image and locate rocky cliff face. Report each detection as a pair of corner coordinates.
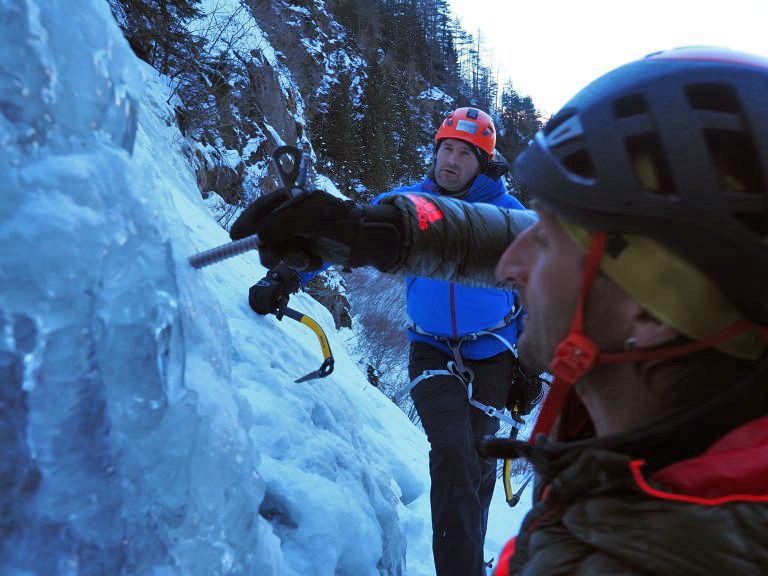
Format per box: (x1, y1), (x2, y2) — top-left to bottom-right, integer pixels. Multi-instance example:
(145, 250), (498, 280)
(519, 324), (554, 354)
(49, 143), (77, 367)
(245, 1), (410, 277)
(164, 0), (367, 208)
(305, 272), (352, 330)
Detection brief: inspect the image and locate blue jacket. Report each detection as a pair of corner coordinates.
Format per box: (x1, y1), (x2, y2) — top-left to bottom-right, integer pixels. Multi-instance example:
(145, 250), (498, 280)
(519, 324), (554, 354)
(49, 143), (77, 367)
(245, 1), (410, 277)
(373, 174), (525, 360)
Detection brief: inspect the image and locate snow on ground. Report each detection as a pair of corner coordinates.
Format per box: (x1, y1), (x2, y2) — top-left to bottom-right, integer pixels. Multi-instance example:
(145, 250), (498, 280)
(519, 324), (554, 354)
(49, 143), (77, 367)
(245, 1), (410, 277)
(137, 63), (436, 575)
(0, 1), (533, 573)
(314, 173), (349, 200)
(264, 123), (287, 148)
(418, 87), (455, 105)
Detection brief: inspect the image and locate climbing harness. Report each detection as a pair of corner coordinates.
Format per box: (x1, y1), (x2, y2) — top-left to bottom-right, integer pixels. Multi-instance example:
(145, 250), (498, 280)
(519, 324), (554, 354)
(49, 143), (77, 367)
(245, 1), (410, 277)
(395, 321), (524, 428)
(396, 311), (543, 507)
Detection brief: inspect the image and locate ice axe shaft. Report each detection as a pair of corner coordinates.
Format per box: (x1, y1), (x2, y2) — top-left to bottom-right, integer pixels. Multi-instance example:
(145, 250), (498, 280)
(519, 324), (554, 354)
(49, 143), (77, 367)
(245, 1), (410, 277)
(282, 307), (335, 382)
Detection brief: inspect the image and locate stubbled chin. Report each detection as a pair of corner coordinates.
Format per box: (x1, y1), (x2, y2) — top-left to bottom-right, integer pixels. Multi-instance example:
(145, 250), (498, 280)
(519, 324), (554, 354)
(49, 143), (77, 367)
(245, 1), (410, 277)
(437, 173), (463, 192)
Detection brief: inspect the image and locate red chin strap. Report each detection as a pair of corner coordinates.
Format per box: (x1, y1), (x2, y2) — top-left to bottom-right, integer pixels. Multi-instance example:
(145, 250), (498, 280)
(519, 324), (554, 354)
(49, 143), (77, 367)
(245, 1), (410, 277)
(528, 233), (606, 442)
(528, 232), (768, 444)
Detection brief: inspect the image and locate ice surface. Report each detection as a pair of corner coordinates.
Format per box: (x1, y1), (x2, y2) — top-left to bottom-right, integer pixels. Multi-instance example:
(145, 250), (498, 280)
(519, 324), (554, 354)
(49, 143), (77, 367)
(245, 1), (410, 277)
(0, 0), (533, 574)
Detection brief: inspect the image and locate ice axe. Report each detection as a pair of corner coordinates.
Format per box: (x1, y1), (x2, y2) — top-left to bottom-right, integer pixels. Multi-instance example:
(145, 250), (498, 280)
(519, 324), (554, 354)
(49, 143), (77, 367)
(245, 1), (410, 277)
(280, 306), (335, 383)
(188, 146), (334, 382)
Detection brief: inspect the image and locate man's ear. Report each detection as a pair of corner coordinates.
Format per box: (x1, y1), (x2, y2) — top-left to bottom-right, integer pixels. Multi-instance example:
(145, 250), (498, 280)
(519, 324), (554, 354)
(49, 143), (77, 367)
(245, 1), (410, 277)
(631, 308), (681, 349)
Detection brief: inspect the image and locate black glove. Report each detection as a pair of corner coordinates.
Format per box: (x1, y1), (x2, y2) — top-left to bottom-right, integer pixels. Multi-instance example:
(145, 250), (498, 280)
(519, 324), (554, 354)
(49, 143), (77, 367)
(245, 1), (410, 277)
(248, 262), (302, 317)
(230, 189), (404, 271)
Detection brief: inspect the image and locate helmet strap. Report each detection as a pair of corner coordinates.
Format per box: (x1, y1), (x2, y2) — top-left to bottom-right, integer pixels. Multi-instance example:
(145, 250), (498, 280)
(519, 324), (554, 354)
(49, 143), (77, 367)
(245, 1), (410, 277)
(529, 231), (768, 443)
(529, 232), (606, 442)
(600, 319), (763, 365)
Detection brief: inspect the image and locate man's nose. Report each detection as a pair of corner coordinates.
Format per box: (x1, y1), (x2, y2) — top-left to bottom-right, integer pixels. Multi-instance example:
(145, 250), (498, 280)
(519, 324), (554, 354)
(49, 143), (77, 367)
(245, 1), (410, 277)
(495, 230), (531, 285)
(445, 150), (461, 165)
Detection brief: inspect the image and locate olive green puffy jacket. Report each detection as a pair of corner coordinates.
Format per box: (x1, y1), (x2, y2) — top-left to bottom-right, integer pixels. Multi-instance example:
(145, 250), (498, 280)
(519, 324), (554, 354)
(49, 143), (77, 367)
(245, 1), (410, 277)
(501, 439), (768, 575)
(492, 358), (768, 576)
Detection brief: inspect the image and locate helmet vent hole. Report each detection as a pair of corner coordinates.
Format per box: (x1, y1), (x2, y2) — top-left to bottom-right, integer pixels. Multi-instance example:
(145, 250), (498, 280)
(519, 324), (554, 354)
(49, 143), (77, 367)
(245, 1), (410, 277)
(733, 211), (768, 237)
(613, 94), (648, 118)
(562, 149), (595, 179)
(686, 83), (742, 112)
(544, 108), (576, 135)
(704, 129), (764, 195)
(626, 134), (677, 196)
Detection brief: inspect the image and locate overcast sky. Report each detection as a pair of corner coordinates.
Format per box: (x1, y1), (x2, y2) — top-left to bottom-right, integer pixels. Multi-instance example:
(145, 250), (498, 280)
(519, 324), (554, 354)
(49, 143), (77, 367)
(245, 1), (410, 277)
(447, 0), (768, 116)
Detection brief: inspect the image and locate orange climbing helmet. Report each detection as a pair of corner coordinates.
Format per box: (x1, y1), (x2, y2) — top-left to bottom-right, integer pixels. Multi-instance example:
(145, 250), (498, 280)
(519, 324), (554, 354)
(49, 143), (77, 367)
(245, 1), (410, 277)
(435, 107), (496, 159)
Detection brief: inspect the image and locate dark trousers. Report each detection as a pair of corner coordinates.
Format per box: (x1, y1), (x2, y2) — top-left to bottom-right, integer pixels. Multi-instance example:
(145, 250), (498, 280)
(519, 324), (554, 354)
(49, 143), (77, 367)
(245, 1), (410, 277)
(409, 342), (515, 576)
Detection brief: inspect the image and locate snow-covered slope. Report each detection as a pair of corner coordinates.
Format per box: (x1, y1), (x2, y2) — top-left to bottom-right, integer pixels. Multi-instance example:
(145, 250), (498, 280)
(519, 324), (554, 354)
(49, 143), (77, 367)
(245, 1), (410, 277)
(0, 1), (531, 574)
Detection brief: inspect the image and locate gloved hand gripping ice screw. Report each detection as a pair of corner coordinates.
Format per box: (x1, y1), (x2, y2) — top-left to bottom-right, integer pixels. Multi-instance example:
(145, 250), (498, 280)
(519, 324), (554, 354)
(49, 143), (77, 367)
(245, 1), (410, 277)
(188, 145), (312, 269)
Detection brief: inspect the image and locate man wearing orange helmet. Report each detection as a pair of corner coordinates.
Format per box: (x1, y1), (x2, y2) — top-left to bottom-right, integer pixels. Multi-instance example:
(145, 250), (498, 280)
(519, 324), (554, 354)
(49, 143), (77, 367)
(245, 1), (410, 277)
(231, 47), (768, 575)
(431, 107), (499, 194)
(240, 107), (536, 575)
(376, 107), (531, 576)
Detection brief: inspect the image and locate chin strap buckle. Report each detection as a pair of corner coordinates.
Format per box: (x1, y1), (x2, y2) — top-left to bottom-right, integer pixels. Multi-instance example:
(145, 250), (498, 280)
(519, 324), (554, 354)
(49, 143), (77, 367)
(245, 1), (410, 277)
(549, 333), (599, 386)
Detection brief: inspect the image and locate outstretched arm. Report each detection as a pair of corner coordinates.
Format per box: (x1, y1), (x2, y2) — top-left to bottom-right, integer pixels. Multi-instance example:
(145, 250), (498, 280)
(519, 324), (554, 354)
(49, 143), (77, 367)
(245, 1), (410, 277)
(380, 193), (536, 288)
(230, 189), (536, 288)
